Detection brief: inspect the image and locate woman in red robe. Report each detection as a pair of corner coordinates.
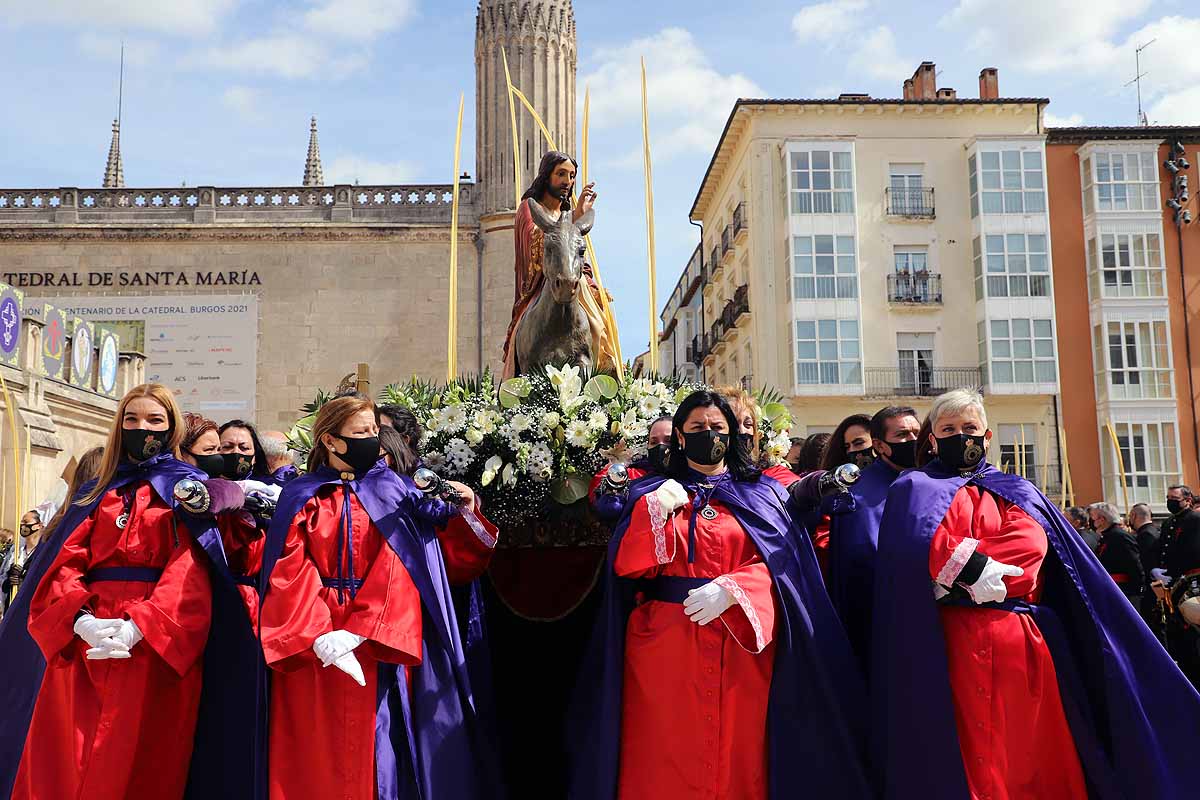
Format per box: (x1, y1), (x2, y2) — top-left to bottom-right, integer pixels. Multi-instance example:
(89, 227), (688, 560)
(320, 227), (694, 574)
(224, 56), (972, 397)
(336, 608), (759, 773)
(260, 395), (495, 800)
(612, 391), (780, 799)
(921, 389), (1086, 799)
(12, 383), (213, 800)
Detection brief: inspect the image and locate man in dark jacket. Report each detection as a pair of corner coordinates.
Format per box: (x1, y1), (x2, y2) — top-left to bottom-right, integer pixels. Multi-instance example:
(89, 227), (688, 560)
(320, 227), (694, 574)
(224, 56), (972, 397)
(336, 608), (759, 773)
(1154, 485), (1200, 687)
(1089, 502), (1143, 604)
(1128, 503), (1161, 626)
(1067, 505), (1100, 553)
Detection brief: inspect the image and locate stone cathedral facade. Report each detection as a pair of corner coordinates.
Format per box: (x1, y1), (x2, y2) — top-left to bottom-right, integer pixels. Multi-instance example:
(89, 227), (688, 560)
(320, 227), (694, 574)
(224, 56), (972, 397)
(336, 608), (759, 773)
(0, 0), (578, 430)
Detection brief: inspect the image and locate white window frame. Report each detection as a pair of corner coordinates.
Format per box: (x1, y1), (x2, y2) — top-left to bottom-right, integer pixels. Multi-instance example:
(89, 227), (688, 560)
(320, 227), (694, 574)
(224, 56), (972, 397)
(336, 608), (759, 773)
(1092, 318), (1174, 402)
(978, 233), (1051, 298)
(788, 149), (854, 215)
(795, 318), (861, 387)
(970, 148), (1046, 217)
(1086, 231), (1167, 299)
(1087, 151), (1161, 212)
(985, 317), (1056, 385)
(790, 234), (858, 300)
(1101, 420), (1181, 508)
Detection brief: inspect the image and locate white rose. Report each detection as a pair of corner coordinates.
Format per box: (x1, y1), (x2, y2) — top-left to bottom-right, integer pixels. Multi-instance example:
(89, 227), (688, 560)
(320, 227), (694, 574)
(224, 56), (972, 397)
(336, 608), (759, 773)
(465, 428), (485, 446)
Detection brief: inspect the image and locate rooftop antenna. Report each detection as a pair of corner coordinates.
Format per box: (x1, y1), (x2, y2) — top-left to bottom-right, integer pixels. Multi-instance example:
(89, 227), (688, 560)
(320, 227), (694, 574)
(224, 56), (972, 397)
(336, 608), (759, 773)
(1125, 38), (1155, 126)
(117, 40), (125, 129)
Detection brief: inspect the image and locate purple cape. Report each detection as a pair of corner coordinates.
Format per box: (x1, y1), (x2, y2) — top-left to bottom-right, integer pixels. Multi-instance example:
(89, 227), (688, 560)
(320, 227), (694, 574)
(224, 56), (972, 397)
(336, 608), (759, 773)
(826, 458), (899, 672)
(259, 460), (502, 800)
(266, 464), (299, 487)
(568, 471), (873, 799)
(0, 453), (213, 799)
(872, 460), (1200, 799)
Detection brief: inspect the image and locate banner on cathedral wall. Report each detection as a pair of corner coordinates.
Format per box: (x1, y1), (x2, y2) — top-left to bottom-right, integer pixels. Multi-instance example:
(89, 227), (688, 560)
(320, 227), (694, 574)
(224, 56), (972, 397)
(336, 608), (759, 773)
(0, 284), (22, 368)
(69, 317), (95, 390)
(40, 304), (67, 381)
(96, 326), (120, 399)
(27, 295), (258, 419)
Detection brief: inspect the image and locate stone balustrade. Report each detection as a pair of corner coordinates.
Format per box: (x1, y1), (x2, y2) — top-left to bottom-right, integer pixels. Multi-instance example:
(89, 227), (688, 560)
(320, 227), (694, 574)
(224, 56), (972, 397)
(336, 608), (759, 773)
(0, 183), (478, 226)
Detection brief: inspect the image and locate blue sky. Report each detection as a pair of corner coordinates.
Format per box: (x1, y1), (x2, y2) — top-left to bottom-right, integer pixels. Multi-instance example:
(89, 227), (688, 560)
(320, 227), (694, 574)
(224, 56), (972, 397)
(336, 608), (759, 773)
(1, 0), (1197, 362)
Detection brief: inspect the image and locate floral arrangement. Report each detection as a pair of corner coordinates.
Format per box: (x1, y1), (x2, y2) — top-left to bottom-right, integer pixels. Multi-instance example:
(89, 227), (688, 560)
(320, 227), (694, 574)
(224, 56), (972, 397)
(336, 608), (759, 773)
(287, 365), (794, 528)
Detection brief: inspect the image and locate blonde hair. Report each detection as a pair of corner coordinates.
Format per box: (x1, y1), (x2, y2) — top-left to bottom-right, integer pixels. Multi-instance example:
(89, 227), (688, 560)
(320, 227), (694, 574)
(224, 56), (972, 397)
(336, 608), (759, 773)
(307, 395), (377, 472)
(80, 383), (186, 505)
(718, 384), (761, 456)
(926, 388), (989, 432)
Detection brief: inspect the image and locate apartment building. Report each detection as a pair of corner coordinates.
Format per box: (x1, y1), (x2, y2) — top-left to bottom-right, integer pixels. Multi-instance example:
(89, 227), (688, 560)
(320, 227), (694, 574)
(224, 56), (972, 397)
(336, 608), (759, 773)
(1047, 127), (1200, 510)
(666, 62), (1063, 485)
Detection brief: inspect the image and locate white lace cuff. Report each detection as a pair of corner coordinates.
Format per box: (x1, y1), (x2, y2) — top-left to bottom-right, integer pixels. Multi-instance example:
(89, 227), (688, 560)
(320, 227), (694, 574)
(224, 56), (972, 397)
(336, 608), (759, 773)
(460, 507), (497, 549)
(713, 575), (767, 654)
(935, 538), (979, 589)
(646, 493), (674, 565)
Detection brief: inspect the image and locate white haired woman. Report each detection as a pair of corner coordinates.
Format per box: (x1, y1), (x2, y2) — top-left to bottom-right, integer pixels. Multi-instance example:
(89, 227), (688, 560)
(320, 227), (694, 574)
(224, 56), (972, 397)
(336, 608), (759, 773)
(870, 388), (1200, 799)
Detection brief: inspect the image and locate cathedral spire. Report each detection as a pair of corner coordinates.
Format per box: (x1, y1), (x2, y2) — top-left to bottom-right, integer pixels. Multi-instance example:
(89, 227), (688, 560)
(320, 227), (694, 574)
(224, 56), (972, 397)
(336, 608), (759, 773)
(103, 119), (125, 189)
(303, 116), (324, 187)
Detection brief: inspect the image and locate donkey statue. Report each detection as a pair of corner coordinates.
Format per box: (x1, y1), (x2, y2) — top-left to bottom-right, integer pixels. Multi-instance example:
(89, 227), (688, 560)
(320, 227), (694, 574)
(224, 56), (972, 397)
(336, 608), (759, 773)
(512, 202), (596, 376)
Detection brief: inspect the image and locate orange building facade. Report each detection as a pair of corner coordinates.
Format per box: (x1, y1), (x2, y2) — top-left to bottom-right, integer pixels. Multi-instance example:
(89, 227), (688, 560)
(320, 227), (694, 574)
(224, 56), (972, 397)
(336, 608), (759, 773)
(1046, 127), (1200, 512)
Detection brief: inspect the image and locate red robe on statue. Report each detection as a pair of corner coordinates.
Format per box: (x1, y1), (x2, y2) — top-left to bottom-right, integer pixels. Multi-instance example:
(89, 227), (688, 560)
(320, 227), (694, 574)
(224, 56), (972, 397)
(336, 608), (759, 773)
(929, 485), (1087, 800)
(260, 486), (497, 800)
(614, 492), (777, 800)
(13, 484), (212, 800)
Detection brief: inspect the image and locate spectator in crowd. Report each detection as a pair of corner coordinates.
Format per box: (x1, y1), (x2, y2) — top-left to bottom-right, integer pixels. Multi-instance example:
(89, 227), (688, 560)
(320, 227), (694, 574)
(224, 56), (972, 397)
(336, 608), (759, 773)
(822, 414), (875, 471)
(1154, 485), (1200, 686)
(0, 528), (12, 562)
(1, 510), (45, 612)
(377, 405), (423, 475)
(260, 429), (299, 485)
(796, 432), (831, 474)
(1127, 503), (1161, 625)
(1066, 506), (1100, 554)
(218, 419), (271, 481)
(1088, 502), (1143, 604)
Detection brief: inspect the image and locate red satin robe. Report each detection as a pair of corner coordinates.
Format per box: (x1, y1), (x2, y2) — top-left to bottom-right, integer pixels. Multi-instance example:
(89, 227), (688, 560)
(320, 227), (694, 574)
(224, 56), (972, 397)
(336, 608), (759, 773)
(930, 485), (1087, 800)
(219, 512), (265, 630)
(14, 484), (212, 800)
(260, 486), (497, 800)
(614, 490), (777, 800)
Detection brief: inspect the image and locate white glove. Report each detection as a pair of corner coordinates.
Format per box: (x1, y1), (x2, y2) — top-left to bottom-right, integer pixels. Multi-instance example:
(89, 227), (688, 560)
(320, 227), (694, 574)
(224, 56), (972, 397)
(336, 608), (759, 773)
(652, 479), (689, 515)
(1151, 568), (1173, 586)
(963, 558), (1024, 604)
(683, 581), (736, 626)
(239, 480), (281, 502)
(313, 629), (367, 667)
(73, 613), (123, 648)
(330, 651), (367, 687)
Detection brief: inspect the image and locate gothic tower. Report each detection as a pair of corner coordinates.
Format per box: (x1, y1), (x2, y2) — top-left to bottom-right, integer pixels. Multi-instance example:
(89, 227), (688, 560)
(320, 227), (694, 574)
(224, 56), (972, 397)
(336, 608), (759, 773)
(475, 0), (577, 215)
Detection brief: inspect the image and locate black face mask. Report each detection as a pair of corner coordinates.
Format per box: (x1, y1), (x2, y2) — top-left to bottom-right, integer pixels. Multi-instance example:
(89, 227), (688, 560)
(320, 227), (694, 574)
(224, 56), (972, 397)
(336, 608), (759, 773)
(1167, 498), (1185, 516)
(850, 447), (877, 469)
(935, 432), (988, 474)
(332, 434), (381, 475)
(738, 432), (754, 453)
(681, 430), (731, 466)
(884, 439), (918, 469)
(190, 452), (226, 479)
(646, 444), (669, 473)
(222, 452), (255, 480)
(122, 428), (171, 462)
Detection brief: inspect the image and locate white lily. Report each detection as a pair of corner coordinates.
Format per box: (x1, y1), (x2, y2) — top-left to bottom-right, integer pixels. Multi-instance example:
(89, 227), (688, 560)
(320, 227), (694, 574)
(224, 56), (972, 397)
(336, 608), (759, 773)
(481, 455), (504, 486)
(501, 463), (518, 487)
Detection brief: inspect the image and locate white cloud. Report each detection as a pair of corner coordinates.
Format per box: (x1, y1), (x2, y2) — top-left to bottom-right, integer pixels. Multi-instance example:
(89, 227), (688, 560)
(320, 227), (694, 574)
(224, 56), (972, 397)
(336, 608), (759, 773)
(325, 155), (419, 184)
(581, 28), (762, 163)
(5, 0), (239, 36)
(302, 0), (417, 41)
(76, 32), (162, 66)
(791, 0), (869, 44)
(221, 86), (265, 122)
(941, 0), (1151, 72)
(855, 26), (909, 81)
(1148, 86), (1200, 126)
(191, 34), (369, 80)
(1043, 111), (1085, 127)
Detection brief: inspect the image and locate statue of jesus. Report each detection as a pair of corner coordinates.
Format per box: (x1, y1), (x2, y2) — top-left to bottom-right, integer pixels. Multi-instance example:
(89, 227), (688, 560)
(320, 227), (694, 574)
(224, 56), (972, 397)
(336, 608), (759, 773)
(501, 150), (620, 378)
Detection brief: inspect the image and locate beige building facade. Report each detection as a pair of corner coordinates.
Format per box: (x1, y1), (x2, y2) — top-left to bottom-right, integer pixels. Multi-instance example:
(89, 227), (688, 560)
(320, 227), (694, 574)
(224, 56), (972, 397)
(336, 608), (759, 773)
(0, 0), (576, 434)
(669, 63), (1064, 485)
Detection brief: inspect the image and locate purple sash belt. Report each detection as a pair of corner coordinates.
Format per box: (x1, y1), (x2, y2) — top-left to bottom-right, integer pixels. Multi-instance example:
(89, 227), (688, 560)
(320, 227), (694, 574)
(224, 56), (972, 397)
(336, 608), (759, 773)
(640, 576), (710, 604)
(83, 567), (163, 583)
(321, 576), (364, 593)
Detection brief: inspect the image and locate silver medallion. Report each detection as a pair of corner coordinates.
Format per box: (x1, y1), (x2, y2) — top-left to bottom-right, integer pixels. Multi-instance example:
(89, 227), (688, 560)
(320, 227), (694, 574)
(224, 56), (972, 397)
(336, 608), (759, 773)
(115, 513), (129, 530)
(700, 505), (717, 521)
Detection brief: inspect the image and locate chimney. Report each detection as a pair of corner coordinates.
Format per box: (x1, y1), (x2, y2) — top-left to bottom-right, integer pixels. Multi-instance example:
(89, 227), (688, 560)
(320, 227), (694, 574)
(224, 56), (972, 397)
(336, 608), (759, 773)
(936, 87), (957, 100)
(903, 79), (914, 100)
(910, 62), (937, 100)
(979, 67), (999, 100)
